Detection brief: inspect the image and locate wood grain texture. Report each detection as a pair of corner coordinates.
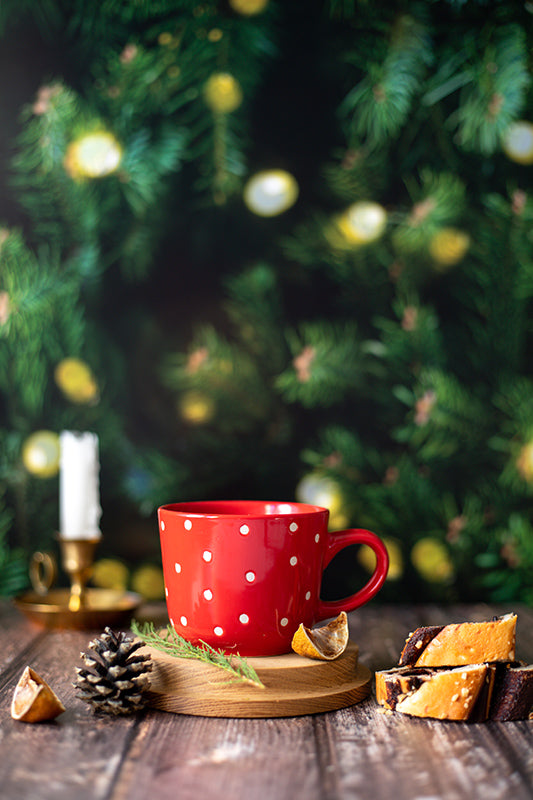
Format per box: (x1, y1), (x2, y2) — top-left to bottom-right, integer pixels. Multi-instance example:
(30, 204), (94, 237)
(142, 640), (371, 717)
(0, 600), (532, 800)
(0, 619), (139, 800)
(0, 602), (44, 675)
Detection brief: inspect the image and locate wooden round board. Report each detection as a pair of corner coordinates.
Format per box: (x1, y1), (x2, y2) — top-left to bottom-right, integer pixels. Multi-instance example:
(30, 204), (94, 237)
(140, 640), (372, 718)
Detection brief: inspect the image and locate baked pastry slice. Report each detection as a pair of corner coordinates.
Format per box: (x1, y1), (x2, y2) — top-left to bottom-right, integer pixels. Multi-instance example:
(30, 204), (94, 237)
(376, 664), (495, 721)
(398, 614), (517, 668)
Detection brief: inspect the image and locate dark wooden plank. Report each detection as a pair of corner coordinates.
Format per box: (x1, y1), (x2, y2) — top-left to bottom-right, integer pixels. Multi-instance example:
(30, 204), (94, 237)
(0, 624), (139, 800)
(1, 602), (531, 800)
(0, 601), (46, 675)
(112, 713), (324, 800)
(322, 701), (533, 800)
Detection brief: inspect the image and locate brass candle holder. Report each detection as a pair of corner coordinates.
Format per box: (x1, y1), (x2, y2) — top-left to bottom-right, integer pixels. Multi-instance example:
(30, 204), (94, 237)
(58, 536), (101, 612)
(13, 534), (142, 630)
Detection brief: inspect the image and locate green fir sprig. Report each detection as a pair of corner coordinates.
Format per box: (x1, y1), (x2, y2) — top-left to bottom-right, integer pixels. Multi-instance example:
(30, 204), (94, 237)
(131, 620), (265, 689)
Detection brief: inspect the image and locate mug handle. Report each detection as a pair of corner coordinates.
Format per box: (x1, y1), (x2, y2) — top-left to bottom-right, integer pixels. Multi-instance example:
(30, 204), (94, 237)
(315, 529), (389, 621)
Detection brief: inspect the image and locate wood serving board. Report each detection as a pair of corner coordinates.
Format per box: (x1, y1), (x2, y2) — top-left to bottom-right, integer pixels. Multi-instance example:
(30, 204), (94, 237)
(140, 640), (372, 718)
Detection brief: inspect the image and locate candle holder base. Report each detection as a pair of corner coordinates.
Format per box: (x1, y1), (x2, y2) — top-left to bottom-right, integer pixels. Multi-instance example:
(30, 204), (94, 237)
(14, 534), (143, 630)
(13, 588), (143, 630)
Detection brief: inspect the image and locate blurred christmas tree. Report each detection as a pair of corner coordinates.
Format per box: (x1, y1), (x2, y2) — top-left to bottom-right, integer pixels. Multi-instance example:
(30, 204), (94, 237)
(0, 0), (532, 604)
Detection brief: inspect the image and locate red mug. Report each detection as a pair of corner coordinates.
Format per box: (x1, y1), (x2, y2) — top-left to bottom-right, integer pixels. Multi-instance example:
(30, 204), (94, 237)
(158, 500), (389, 656)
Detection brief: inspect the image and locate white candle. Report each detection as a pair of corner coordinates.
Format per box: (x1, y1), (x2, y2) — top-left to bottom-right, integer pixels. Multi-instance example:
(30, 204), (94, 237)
(59, 431), (102, 540)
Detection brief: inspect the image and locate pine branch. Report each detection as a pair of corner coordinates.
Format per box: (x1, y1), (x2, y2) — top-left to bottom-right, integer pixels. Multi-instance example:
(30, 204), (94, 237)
(162, 324), (274, 433)
(395, 368), (495, 467)
(341, 14), (433, 147)
(224, 263), (287, 369)
(321, 147), (389, 203)
(373, 295), (445, 380)
(276, 322), (368, 408)
(119, 126), (187, 213)
(0, 504), (28, 598)
(0, 546), (28, 597)
(131, 620), (265, 688)
(454, 25), (530, 155)
(392, 170), (466, 255)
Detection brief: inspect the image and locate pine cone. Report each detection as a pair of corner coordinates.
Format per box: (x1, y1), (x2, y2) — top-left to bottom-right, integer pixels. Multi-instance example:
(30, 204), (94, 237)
(74, 627), (152, 716)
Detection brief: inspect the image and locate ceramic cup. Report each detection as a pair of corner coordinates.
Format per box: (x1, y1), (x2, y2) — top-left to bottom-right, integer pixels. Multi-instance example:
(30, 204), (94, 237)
(158, 500), (389, 656)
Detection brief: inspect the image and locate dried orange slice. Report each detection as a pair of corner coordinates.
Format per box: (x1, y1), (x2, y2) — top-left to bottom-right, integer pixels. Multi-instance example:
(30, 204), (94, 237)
(11, 666), (66, 723)
(291, 611), (349, 660)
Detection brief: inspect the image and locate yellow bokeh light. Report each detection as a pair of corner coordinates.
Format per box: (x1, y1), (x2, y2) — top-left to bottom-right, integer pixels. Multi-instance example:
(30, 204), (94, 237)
(179, 390), (216, 425)
(54, 357), (99, 404)
(64, 131), (123, 179)
(429, 228), (470, 268)
(502, 121), (533, 165)
(204, 73), (243, 114)
(22, 430), (60, 479)
(229, 0), (269, 15)
(336, 201), (387, 246)
(411, 537), (454, 583)
(358, 537), (403, 580)
(243, 170), (299, 217)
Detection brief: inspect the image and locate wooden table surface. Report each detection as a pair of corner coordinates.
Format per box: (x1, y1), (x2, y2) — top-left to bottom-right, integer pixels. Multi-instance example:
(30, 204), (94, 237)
(1, 600), (532, 800)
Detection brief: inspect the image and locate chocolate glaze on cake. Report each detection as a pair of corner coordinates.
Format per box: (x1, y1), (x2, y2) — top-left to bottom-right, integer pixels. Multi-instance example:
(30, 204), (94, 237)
(398, 626), (444, 667)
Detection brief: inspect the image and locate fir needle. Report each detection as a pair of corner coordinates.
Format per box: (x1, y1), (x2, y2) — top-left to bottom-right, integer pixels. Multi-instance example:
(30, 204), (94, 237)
(131, 620), (265, 689)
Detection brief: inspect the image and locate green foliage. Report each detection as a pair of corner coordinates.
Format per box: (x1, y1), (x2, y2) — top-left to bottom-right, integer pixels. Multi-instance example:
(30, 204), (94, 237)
(224, 263), (287, 369)
(341, 13), (434, 147)
(392, 171), (466, 257)
(0, 0), (532, 606)
(0, 544), (28, 597)
(454, 25), (530, 155)
(321, 147), (390, 204)
(12, 83), (186, 279)
(164, 325), (272, 429)
(276, 323), (367, 408)
(394, 369), (492, 461)
(0, 502), (28, 597)
(0, 232), (82, 420)
(373, 295), (445, 378)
